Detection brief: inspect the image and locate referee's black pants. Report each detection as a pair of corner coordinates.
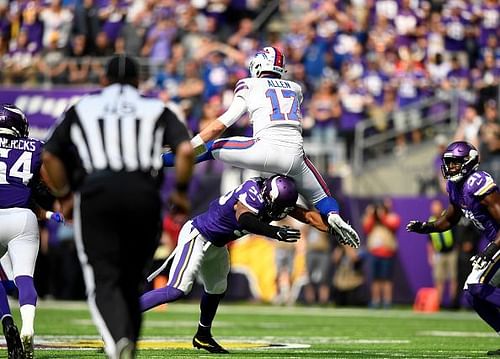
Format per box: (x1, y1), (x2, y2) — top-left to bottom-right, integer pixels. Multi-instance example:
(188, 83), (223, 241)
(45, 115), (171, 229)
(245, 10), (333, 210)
(74, 172), (161, 358)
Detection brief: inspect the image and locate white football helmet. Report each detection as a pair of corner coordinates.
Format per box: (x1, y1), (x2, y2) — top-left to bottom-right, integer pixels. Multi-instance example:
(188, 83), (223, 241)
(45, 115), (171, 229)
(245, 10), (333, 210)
(249, 47), (286, 78)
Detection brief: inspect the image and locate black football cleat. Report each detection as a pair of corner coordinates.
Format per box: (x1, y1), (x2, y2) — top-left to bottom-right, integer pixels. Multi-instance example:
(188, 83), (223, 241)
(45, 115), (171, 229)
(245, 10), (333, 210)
(2, 319), (24, 359)
(487, 348), (500, 356)
(192, 333), (229, 354)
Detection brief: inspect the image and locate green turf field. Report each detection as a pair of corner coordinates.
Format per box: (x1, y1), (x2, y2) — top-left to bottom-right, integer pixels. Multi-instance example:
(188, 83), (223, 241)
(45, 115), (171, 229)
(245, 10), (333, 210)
(3, 300), (500, 358)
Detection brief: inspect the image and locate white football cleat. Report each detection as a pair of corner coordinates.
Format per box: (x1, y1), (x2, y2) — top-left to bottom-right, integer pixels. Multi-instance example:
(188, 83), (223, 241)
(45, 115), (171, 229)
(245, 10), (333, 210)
(328, 213), (360, 248)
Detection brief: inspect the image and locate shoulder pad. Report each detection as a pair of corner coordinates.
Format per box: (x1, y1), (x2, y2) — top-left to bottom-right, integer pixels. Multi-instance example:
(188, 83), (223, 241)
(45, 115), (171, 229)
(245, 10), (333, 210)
(464, 171), (498, 197)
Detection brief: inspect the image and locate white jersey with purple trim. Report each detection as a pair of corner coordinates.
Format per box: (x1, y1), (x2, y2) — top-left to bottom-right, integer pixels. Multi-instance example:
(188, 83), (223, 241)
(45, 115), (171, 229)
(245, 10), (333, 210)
(233, 77), (303, 145)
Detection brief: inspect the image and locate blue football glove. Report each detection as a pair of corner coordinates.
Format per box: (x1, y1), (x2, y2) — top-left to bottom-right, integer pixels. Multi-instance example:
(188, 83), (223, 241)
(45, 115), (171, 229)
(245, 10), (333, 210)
(46, 211), (65, 224)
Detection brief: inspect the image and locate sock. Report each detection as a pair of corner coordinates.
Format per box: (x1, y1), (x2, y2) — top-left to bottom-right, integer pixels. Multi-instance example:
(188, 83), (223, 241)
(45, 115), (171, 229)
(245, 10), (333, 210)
(315, 197), (340, 217)
(15, 276), (37, 307)
(162, 141), (215, 167)
(468, 284), (500, 307)
(0, 282), (11, 317)
(140, 286), (184, 312)
(199, 291), (225, 330)
(19, 304), (35, 337)
(465, 290), (500, 332)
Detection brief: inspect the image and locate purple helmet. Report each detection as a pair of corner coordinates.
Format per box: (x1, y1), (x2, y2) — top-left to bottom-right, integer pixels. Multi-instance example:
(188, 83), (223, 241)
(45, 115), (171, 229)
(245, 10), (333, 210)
(0, 104), (29, 138)
(441, 141), (479, 182)
(262, 175), (298, 220)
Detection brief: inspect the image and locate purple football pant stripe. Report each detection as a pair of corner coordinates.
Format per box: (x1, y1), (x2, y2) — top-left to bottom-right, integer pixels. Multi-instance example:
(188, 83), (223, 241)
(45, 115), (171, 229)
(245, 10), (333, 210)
(171, 239), (195, 289)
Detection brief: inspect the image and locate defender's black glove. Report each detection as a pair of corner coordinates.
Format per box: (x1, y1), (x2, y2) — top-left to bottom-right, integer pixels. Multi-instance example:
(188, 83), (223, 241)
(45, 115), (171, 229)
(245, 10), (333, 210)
(471, 242), (500, 270)
(406, 220), (435, 234)
(276, 226), (301, 243)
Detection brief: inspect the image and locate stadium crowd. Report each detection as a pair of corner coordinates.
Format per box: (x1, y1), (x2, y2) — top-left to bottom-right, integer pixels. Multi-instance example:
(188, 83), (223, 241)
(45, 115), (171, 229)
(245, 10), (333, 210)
(0, 0), (499, 169)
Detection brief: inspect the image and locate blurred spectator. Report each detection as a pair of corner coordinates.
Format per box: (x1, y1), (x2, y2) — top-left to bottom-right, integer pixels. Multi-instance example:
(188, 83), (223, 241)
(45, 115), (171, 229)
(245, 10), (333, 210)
(93, 31), (113, 57)
(36, 32), (68, 85)
(141, 9), (176, 66)
(98, 0), (126, 46)
(21, 1), (44, 54)
(453, 104), (482, 149)
(478, 100), (500, 181)
(303, 227), (331, 305)
(2, 28), (39, 85)
(363, 199), (400, 309)
(67, 34), (98, 84)
(473, 52), (500, 105)
(332, 245), (367, 306)
(73, 0), (100, 54)
(309, 78), (341, 174)
(425, 199), (458, 307)
(392, 57), (427, 153)
(39, 0), (73, 49)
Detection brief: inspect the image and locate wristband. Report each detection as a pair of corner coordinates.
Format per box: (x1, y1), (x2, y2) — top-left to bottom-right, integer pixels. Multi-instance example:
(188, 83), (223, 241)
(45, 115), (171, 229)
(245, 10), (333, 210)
(191, 134), (207, 156)
(45, 211), (54, 220)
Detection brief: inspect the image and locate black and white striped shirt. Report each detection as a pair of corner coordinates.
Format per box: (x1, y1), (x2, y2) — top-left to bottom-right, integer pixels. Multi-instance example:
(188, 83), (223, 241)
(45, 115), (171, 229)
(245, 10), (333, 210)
(45, 84), (190, 188)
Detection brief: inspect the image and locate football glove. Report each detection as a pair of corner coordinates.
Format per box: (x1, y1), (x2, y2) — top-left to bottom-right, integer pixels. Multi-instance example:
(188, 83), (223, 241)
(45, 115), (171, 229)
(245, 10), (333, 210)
(328, 213), (360, 248)
(276, 226), (301, 243)
(471, 242), (500, 270)
(406, 220), (434, 234)
(46, 211), (65, 224)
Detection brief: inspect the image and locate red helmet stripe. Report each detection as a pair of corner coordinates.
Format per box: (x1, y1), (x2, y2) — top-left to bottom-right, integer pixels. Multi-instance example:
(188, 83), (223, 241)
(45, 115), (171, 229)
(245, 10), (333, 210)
(272, 47), (283, 67)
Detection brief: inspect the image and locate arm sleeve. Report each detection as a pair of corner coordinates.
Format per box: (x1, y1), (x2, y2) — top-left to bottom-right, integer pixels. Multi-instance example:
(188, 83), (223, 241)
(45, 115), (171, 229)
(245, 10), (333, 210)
(238, 212), (280, 240)
(218, 96), (248, 127)
(160, 107), (191, 153)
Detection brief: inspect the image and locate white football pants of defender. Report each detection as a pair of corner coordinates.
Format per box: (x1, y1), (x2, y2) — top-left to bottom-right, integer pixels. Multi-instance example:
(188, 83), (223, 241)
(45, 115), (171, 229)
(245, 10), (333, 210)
(168, 220), (230, 295)
(0, 207), (39, 338)
(464, 249), (500, 290)
(211, 136), (330, 205)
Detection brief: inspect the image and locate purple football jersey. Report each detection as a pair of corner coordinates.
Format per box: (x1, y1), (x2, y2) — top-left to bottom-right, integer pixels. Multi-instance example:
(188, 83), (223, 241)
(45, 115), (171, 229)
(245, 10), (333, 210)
(447, 170), (500, 242)
(0, 137), (43, 209)
(192, 179), (266, 247)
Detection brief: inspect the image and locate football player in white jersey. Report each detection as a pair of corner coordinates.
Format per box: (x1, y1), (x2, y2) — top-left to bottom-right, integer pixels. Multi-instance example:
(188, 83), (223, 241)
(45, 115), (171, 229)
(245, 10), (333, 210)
(163, 47), (360, 248)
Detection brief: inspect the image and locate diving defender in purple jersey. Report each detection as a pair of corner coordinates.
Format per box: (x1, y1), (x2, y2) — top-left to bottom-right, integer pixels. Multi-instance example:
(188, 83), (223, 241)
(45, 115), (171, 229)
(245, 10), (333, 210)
(0, 104), (64, 359)
(407, 141), (500, 356)
(142, 174), (329, 354)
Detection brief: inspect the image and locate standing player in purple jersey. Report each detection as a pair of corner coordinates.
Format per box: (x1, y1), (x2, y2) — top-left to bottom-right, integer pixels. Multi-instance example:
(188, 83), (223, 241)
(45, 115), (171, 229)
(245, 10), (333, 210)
(162, 46), (360, 249)
(407, 141), (500, 356)
(0, 104), (64, 359)
(142, 174), (330, 354)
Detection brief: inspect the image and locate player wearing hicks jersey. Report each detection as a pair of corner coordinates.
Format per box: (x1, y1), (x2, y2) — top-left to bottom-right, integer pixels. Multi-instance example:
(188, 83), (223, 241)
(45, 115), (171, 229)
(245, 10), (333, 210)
(407, 141), (500, 356)
(163, 46), (360, 249)
(0, 104), (64, 359)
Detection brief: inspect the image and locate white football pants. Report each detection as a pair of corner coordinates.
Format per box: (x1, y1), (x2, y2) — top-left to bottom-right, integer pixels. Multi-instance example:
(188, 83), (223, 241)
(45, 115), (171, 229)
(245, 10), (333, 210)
(168, 221), (230, 295)
(211, 136), (330, 205)
(0, 208), (39, 279)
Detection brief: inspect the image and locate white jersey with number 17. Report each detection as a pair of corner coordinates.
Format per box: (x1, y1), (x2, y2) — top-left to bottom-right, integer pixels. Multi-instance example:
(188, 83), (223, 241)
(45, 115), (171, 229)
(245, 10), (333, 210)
(233, 77), (304, 145)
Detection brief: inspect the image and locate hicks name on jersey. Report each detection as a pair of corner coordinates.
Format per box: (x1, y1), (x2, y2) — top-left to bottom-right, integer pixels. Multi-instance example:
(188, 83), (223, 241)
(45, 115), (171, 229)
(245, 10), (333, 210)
(0, 137), (37, 152)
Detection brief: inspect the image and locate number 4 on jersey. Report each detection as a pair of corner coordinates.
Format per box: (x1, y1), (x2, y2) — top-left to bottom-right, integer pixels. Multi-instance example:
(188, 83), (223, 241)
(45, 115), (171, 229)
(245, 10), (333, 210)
(0, 149), (33, 184)
(266, 88), (300, 121)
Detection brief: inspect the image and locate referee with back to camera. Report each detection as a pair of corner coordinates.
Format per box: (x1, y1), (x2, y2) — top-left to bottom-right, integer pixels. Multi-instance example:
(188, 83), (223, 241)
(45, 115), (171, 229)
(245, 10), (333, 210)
(42, 55), (195, 359)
